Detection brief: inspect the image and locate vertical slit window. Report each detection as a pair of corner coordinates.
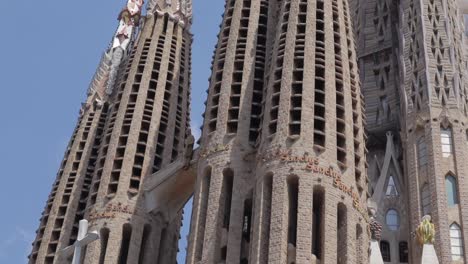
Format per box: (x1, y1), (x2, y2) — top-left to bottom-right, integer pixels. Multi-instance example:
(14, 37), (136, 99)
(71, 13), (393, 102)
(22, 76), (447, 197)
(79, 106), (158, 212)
(337, 203), (347, 264)
(287, 177), (298, 248)
(99, 228), (110, 264)
(222, 169), (234, 229)
(312, 187), (324, 260)
(446, 175), (459, 206)
(138, 225), (151, 263)
(421, 183), (431, 216)
(118, 224), (132, 264)
(240, 199), (253, 262)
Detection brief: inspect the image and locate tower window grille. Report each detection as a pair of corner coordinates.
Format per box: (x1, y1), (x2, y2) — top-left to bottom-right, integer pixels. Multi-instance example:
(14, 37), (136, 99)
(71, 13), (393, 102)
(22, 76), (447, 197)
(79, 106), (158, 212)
(227, 0), (252, 135)
(313, 0), (326, 148)
(333, 0), (346, 166)
(153, 36), (170, 173)
(207, 0), (235, 134)
(421, 183), (431, 216)
(269, 0), (291, 137)
(248, 0), (268, 144)
(450, 223), (464, 260)
(289, 0), (307, 137)
(380, 241), (391, 262)
(399, 241), (409, 263)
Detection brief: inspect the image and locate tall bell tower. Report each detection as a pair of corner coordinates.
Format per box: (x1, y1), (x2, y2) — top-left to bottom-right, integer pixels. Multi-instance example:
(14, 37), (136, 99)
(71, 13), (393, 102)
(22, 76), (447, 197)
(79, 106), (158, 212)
(29, 1), (193, 263)
(187, 0), (370, 263)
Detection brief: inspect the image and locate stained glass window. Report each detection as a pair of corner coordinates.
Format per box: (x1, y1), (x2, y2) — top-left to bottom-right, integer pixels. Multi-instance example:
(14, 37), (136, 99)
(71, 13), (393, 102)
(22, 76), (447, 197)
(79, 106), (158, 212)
(386, 209), (399, 231)
(450, 224), (464, 260)
(441, 129), (453, 158)
(386, 176), (399, 197)
(421, 184), (431, 216)
(446, 175), (459, 206)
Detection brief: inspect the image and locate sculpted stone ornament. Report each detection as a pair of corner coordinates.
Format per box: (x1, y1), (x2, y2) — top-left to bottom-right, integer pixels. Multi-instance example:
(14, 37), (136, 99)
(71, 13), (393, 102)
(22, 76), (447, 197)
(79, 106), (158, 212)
(417, 216), (439, 264)
(107, 0), (144, 95)
(417, 215), (436, 245)
(368, 201), (383, 241)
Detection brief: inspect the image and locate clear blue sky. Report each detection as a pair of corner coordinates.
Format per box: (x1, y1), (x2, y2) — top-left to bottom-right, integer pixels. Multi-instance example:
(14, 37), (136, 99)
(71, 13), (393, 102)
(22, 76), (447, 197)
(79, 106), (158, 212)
(0, 0), (224, 263)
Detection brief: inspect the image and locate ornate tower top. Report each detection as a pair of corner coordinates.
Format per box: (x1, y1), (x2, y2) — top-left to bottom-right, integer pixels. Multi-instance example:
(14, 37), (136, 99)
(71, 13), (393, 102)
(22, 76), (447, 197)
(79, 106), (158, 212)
(147, 0), (192, 23)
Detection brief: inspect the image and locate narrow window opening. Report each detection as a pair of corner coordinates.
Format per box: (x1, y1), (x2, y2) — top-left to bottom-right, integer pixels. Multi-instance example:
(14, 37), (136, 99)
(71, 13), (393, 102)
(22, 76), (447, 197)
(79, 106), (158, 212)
(222, 169), (234, 229)
(421, 183), (432, 216)
(99, 228), (110, 264)
(287, 177), (299, 247)
(446, 175), (459, 206)
(337, 203), (348, 264)
(380, 241), (391, 262)
(240, 199), (253, 262)
(261, 174), (273, 264)
(399, 241), (409, 263)
(312, 187), (324, 260)
(118, 224), (132, 264)
(138, 225), (151, 264)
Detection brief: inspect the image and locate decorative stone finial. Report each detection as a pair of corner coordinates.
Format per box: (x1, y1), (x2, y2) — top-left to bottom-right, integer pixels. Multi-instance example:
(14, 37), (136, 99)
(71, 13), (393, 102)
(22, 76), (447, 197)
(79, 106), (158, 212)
(106, 0), (144, 95)
(417, 215), (436, 245)
(368, 200), (383, 241)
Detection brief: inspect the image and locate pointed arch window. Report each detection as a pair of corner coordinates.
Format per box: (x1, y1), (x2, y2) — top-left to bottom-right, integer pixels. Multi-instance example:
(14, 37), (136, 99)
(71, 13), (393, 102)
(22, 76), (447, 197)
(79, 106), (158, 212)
(450, 223), (464, 260)
(386, 209), (400, 231)
(441, 128), (453, 158)
(446, 175), (459, 206)
(417, 137), (427, 166)
(421, 183), (431, 216)
(386, 176), (399, 197)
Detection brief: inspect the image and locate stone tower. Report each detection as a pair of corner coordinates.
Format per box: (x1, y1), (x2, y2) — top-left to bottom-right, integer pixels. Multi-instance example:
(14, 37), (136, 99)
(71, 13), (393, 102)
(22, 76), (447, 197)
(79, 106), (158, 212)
(400, 0), (468, 262)
(29, 0), (193, 263)
(352, 0), (468, 263)
(187, 0), (370, 263)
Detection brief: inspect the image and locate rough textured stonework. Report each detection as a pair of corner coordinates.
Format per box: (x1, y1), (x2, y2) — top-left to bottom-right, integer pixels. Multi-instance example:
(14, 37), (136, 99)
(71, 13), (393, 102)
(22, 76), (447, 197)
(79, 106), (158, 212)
(30, 0), (468, 263)
(353, 0), (468, 263)
(187, 0), (370, 263)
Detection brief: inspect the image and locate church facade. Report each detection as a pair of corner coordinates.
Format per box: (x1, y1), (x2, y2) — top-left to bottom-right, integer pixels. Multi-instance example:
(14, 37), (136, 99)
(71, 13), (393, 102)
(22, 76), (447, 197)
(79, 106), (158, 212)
(29, 0), (468, 263)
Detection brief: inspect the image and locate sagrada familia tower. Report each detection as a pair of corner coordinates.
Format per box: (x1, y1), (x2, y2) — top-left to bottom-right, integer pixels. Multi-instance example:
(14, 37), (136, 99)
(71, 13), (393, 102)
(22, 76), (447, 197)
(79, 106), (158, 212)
(29, 0), (468, 263)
